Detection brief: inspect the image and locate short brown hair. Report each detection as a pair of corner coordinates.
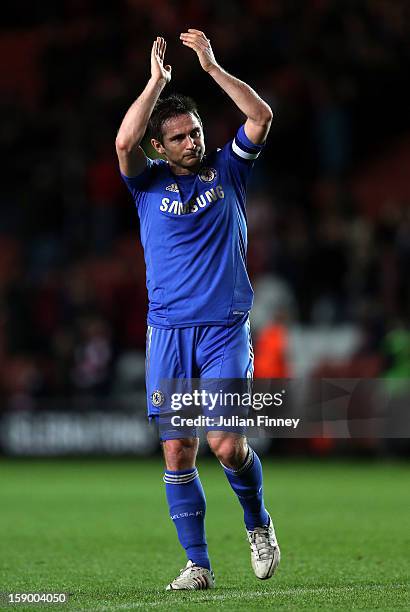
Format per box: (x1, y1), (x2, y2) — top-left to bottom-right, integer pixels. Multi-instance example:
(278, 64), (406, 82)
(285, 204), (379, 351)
(149, 94), (202, 143)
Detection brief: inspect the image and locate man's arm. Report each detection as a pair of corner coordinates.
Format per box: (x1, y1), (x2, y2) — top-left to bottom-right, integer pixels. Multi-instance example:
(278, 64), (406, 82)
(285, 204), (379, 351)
(115, 37), (171, 177)
(180, 29), (273, 145)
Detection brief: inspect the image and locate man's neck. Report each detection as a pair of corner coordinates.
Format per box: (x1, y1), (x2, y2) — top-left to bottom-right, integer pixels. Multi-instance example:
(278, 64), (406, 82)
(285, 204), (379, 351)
(167, 157), (204, 176)
(171, 166), (197, 176)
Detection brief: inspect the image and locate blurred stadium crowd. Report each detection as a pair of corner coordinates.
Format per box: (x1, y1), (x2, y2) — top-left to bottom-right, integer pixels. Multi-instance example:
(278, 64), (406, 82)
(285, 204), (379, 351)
(1, 0), (409, 407)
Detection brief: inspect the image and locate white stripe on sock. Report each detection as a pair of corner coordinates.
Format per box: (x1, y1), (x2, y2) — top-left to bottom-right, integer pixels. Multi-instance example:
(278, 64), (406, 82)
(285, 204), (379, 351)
(221, 448), (254, 475)
(163, 468), (199, 484)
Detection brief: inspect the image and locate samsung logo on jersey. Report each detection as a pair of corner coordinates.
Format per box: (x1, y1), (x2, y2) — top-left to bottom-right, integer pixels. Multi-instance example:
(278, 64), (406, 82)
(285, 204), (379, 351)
(160, 185), (225, 215)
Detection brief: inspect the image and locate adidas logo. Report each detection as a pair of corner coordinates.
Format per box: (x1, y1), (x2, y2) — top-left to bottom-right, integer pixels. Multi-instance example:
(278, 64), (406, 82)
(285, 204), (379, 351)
(166, 183), (179, 193)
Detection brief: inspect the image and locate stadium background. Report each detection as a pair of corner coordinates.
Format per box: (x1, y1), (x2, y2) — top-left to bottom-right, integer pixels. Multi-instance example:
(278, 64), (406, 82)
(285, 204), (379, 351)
(1, 2), (409, 610)
(1, 0), (409, 456)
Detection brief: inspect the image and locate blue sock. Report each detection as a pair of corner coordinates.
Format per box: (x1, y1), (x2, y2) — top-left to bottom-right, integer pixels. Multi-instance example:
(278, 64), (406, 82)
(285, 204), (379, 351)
(222, 447), (269, 530)
(164, 467), (210, 570)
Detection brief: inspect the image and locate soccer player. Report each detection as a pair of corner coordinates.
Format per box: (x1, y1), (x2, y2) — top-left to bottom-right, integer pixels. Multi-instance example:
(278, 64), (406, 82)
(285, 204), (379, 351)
(116, 30), (280, 590)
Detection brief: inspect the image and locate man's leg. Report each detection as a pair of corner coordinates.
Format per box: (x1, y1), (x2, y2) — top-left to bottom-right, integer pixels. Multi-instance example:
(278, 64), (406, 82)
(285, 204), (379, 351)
(162, 437), (211, 571)
(198, 318), (269, 531)
(207, 433), (268, 530)
(146, 325), (214, 588)
(207, 432), (280, 579)
(197, 317), (280, 579)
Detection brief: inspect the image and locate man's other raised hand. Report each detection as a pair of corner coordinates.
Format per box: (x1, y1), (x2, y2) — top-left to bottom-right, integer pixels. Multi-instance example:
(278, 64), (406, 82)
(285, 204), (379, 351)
(180, 29), (218, 74)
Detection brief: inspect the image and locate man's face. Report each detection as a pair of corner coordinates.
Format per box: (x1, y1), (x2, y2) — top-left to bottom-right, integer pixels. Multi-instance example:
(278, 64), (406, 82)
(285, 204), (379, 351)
(151, 113), (205, 173)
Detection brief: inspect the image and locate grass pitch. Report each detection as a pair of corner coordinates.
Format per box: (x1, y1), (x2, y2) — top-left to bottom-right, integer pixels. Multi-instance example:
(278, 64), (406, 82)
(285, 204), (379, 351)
(0, 458), (409, 611)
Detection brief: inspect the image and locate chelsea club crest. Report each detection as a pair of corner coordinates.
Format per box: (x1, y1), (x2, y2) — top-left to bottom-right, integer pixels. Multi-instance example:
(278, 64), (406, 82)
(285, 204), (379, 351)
(199, 167), (217, 183)
(151, 390), (165, 407)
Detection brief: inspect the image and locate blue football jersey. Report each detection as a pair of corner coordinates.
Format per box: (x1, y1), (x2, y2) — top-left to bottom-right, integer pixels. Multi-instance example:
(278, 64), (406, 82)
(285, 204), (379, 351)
(121, 125), (264, 328)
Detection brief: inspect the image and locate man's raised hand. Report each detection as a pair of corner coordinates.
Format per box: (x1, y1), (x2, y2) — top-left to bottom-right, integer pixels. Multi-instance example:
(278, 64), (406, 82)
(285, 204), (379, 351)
(180, 29), (218, 73)
(151, 37), (172, 84)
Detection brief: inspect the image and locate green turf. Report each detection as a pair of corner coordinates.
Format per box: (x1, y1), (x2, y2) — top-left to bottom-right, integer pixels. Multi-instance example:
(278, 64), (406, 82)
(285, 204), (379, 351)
(0, 458), (409, 611)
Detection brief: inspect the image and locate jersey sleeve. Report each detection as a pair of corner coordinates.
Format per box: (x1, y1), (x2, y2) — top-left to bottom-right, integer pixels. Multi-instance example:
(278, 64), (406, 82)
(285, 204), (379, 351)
(222, 124), (265, 184)
(120, 158), (159, 208)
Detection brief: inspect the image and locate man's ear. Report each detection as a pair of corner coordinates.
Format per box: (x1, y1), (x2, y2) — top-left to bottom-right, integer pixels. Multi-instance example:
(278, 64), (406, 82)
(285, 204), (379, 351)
(151, 138), (165, 155)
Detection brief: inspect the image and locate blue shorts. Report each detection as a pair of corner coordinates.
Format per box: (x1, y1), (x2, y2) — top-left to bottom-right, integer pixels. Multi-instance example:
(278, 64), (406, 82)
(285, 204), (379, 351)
(146, 315), (254, 440)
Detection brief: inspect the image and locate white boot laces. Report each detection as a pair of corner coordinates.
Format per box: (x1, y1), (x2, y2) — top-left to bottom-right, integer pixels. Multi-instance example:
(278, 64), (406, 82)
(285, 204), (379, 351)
(250, 526), (275, 561)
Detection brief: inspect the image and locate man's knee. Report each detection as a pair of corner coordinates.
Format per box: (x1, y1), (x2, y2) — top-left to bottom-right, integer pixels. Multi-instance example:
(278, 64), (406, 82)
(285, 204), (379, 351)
(163, 437), (199, 471)
(207, 434), (247, 470)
